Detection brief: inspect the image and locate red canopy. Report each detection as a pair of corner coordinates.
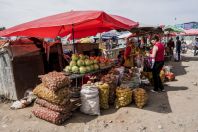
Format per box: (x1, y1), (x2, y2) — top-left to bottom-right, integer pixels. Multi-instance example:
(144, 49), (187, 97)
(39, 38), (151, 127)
(0, 10), (138, 39)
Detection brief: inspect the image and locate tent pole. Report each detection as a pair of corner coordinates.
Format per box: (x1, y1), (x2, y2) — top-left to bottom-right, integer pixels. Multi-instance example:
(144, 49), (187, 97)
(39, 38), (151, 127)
(72, 24), (75, 53)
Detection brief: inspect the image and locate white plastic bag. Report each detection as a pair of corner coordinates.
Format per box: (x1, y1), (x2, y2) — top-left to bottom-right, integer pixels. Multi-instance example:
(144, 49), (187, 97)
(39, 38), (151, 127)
(80, 84), (100, 115)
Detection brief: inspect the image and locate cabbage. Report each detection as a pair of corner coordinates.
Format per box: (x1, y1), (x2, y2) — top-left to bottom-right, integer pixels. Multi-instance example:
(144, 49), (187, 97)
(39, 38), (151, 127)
(72, 66), (79, 73)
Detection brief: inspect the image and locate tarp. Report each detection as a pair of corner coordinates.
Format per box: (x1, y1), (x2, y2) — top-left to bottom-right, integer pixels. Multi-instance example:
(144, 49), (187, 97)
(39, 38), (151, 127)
(0, 10), (138, 39)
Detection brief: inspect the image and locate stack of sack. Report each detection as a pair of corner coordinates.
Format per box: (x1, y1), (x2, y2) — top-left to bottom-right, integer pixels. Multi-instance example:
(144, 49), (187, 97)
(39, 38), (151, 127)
(32, 71), (72, 125)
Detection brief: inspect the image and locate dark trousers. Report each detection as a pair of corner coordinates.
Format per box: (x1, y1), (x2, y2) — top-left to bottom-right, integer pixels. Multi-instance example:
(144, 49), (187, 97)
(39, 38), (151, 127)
(152, 61), (164, 91)
(177, 52), (181, 61)
(194, 46), (198, 56)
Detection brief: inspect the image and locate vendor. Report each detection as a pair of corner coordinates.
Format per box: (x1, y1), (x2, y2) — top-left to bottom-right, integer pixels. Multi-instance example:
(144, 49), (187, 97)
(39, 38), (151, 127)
(123, 38), (137, 68)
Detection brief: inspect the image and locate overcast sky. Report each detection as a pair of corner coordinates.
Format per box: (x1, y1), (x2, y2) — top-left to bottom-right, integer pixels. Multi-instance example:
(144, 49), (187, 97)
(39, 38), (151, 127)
(0, 0), (197, 28)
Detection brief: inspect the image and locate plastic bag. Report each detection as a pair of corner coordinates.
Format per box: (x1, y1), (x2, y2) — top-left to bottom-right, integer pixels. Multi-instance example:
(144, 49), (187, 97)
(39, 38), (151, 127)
(80, 84), (100, 115)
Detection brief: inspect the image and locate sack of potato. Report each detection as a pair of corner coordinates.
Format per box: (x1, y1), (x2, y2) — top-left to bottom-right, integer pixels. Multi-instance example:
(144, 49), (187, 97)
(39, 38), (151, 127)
(33, 84), (70, 105)
(133, 88), (148, 109)
(101, 74), (117, 105)
(95, 82), (110, 109)
(39, 71), (71, 91)
(35, 98), (72, 114)
(32, 106), (72, 125)
(115, 87), (132, 108)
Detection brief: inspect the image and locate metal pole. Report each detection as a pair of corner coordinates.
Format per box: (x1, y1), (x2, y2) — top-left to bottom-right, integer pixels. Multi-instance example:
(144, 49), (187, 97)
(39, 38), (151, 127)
(72, 24), (75, 53)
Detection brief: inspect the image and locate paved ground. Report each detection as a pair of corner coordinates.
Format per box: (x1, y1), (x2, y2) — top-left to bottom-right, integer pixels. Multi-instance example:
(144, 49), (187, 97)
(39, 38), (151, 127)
(0, 51), (198, 132)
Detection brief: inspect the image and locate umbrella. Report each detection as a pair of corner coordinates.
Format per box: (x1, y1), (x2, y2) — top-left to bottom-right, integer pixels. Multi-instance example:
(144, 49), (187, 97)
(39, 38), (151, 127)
(130, 23), (163, 35)
(163, 25), (184, 33)
(0, 10), (138, 39)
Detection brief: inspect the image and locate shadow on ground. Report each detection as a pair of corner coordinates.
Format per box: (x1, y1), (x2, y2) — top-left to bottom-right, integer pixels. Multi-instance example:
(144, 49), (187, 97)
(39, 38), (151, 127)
(63, 105), (118, 126)
(142, 84), (188, 114)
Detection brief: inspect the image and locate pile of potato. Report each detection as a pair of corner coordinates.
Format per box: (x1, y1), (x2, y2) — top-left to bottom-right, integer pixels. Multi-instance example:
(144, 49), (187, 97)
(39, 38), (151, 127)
(96, 82), (109, 109)
(115, 87), (132, 108)
(133, 88), (148, 109)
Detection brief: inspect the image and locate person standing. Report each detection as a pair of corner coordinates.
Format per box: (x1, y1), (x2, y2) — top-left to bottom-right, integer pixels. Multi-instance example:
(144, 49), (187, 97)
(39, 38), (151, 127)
(167, 38), (175, 56)
(123, 38), (136, 68)
(149, 36), (165, 92)
(176, 36), (181, 61)
(193, 38), (198, 56)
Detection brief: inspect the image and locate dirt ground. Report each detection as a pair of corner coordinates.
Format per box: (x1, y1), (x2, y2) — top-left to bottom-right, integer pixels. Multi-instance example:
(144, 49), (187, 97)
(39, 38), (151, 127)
(0, 51), (198, 132)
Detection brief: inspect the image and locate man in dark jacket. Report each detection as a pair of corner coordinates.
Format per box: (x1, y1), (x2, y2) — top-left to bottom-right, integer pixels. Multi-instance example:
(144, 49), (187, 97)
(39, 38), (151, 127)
(176, 36), (181, 61)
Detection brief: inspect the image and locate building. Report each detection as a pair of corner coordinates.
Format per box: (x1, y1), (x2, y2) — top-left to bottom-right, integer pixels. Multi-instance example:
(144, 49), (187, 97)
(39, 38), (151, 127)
(175, 22), (198, 30)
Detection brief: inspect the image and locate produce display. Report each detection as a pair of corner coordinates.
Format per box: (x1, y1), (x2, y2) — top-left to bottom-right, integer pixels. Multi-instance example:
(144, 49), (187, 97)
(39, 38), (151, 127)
(80, 83), (100, 115)
(101, 74), (117, 104)
(64, 54), (101, 74)
(115, 87), (132, 108)
(33, 83), (70, 105)
(133, 88), (148, 109)
(39, 71), (71, 91)
(35, 98), (72, 113)
(95, 82), (110, 109)
(32, 106), (72, 125)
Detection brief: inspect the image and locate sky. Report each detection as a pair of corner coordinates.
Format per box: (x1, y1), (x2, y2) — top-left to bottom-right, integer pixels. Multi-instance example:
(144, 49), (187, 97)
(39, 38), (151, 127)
(0, 0), (197, 28)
